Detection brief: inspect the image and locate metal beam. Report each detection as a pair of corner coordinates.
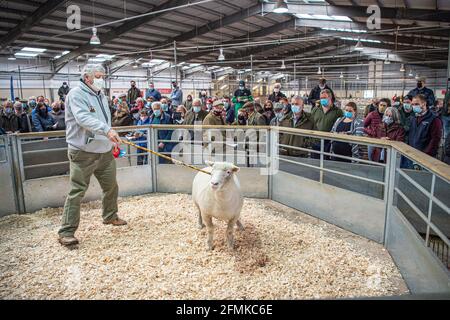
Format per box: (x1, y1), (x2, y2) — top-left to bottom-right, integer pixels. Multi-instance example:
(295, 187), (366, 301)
(0, 0), (66, 50)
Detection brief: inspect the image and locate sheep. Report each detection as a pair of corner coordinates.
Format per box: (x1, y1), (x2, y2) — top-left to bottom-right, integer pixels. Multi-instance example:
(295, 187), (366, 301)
(192, 161), (244, 250)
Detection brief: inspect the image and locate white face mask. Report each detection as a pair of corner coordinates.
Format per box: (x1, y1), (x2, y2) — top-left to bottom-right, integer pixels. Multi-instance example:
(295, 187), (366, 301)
(92, 77), (105, 91)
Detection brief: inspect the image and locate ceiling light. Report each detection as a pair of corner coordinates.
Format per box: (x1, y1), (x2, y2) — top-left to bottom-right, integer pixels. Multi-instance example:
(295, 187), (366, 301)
(281, 60), (286, 69)
(8, 48), (16, 60)
(21, 47), (46, 52)
(415, 74), (420, 80)
(15, 52), (39, 57)
(90, 27), (101, 45)
(356, 74), (360, 80)
(384, 54), (390, 64)
(273, 0), (288, 13)
(354, 39), (364, 51)
(317, 66), (322, 75)
(400, 64), (405, 72)
(218, 48), (225, 61)
(340, 72), (344, 78)
(62, 51), (70, 55)
(408, 69), (414, 77)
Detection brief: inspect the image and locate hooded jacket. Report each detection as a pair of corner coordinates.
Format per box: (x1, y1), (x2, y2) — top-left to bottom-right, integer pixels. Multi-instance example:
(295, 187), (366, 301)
(65, 80), (113, 153)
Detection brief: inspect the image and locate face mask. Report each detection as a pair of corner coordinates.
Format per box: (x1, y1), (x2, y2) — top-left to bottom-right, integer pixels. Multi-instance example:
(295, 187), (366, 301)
(193, 106), (201, 113)
(239, 86), (244, 90)
(213, 110), (222, 116)
(52, 107), (60, 113)
(417, 82), (423, 88)
(393, 102), (400, 108)
(131, 84), (135, 87)
(344, 111), (353, 118)
(291, 105), (302, 113)
(29, 100), (36, 107)
(92, 78), (105, 91)
(153, 109), (161, 117)
(319, 84), (325, 89)
(146, 102), (152, 107)
(223, 102), (229, 108)
(5, 107), (12, 114)
(187, 97), (192, 101)
(383, 115), (393, 125)
(413, 105), (423, 115)
(403, 103), (412, 112)
(320, 98), (329, 107)
(161, 104), (168, 111)
(274, 88), (280, 93)
(238, 114), (246, 121)
(149, 87), (154, 90)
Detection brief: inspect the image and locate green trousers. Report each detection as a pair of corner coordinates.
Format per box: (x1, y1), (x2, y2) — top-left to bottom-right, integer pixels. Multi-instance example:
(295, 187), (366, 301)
(58, 149), (119, 237)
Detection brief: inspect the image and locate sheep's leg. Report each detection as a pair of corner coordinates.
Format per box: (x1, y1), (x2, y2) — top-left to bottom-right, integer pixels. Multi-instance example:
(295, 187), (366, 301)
(203, 215), (214, 250)
(194, 202), (205, 229)
(236, 219), (244, 231)
(226, 218), (238, 249)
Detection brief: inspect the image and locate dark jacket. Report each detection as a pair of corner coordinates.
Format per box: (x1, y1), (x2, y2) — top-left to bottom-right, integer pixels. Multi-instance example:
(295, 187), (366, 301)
(127, 87), (141, 105)
(267, 91), (286, 103)
(407, 86), (436, 108)
(185, 109), (208, 125)
(32, 108), (56, 132)
(149, 111), (173, 162)
(0, 112), (19, 132)
(330, 117), (365, 159)
(364, 110), (384, 138)
(372, 123), (405, 162)
(50, 110), (66, 130)
(398, 107), (414, 143)
(279, 112), (314, 157)
(112, 110), (134, 127)
(145, 88), (161, 101)
(408, 110), (442, 157)
(308, 85), (335, 105)
(16, 112), (32, 133)
(444, 131), (450, 165)
(311, 105), (343, 132)
(58, 85), (70, 100)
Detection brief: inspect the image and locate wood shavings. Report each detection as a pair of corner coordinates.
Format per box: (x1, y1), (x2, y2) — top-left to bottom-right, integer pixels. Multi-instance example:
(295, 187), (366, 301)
(0, 193), (408, 299)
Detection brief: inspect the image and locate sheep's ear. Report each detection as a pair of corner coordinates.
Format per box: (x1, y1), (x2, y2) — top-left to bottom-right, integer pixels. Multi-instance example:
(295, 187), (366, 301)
(231, 165), (240, 173)
(205, 160), (214, 167)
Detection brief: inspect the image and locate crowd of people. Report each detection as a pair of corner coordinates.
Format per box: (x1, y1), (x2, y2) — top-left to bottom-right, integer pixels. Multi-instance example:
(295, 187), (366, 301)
(1, 76), (449, 167)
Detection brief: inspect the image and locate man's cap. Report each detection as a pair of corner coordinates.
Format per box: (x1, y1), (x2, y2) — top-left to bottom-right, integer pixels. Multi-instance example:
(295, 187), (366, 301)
(417, 76), (426, 82)
(273, 102), (284, 110)
(212, 100), (224, 107)
(239, 80), (245, 86)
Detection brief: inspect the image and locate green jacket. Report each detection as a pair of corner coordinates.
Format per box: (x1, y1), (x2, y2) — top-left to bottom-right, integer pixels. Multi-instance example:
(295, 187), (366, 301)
(247, 111), (266, 126)
(311, 105), (344, 132)
(279, 112), (314, 157)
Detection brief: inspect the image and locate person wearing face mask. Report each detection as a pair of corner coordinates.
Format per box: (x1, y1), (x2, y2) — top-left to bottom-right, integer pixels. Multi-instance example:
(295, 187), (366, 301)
(364, 98), (379, 118)
(173, 105), (187, 125)
(308, 77), (335, 108)
(127, 80), (142, 105)
(364, 98), (390, 161)
(200, 90), (208, 105)
(269, 103), (285, 126)
(330, 102), (364, 162)
(398, 96), (414, 143)
(149, 101), (174, 163)
(112, 101), (134, 128)
(185, 98), (208, 125)
(311, 89), (343, 132)
(132, 109), (151, 166)
(371, 107), (405, 163)
(50, 101), (66, 130)
(0, 101), (20, 133)
(13, 102), (32, 133)
(33, 102), (57, 132)
(130, 97), (146, 124)
(232, 80), (253, 119)
(262, 101), (275, 125)
(159, 97), (172, 117)
(184, 94), (193, 110)
(58, 82), (70, 102)
(170, 81), (183, 107)
(406, 94), (442, 162)
(267, 83), (286, 103)
(279, 96), (314, 157)
(203, 100), (226, 126)
(234, 109), (248, 126)
(58, 64), (126, 246)
(145, 82), (161, 102)
(222, 96), (235, 125)
(406, 77), (435, 108)
(243, 102), (266, 126)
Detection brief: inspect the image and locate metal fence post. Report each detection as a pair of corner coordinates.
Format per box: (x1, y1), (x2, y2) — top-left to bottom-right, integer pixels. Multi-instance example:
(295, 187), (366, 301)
(150, 127), (158, 193)
(319, 138), (324, 183)
(10, 135), (26, 214)
(383, 147), (398, 246)
(267, 128), (273, 200)
(425, 174), (436, 246)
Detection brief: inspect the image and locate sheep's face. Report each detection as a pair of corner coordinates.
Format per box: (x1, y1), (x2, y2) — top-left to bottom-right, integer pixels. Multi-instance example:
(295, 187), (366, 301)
(206, 161), (240, 191)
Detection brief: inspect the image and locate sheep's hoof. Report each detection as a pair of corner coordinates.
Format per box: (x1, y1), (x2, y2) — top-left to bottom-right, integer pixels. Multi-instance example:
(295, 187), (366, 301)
(198, 223), (205, 230)
(207, 244), (215, 251)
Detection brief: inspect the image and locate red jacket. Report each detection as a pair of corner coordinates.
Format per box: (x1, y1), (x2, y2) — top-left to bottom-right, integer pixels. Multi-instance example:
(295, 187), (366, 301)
(372, 123), (405, 162)
(364, 110), (383, 137)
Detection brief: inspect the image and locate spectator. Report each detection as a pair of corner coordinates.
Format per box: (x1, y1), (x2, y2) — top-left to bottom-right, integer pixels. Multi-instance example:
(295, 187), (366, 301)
(364, 98), (390, 161)
(267, 83), (286, 103)
(406, 77), (435, 108)
(33, 102), (56, 132)
(185, 98), (208, 125)
(145, 82), (161, 101)
(308, 77), (335, 108)
(132, 109), (151, 165)
(44, 98), (51, 107)
(232, 80), (253, 118)
(149, 101), (173, 163)
(13, 102), (32, 133)
(407, 94), (442, 160)
(170, 81), (183, 106)
(269, 103), (285, 126)
(399, 96), (414, 143)
(112, 102), (133, 127)
(58, 82), (70, 101)
(28, 96), (37, 113)
(173, 105), (187, 125)
(279, 95), (314, 157)
(243, 102), (266, 126)
(184, 94), (193, 110)
(200, 90), (208, 105)
(205, 98), (213, 112)
(1, 101), (19, 133)
(50, 101), (66, 130)
(364, 98), (379, 118)
(311, 89), (344, 132)
(203, 100), (225, 126)
(262, 100), (275, 125)
(280, 97), (291, 115)
(127, 80), (141, 105)
(443, 89), (450, 139)
(223, 96), (235, 124)
(444, 131), (450, 165)
(131, 97), (145, 123)
(330, 102), (364, 162)
(371, 107), (405, 163)
(160, 97), (172, 117)
(234, 108), (248, 126)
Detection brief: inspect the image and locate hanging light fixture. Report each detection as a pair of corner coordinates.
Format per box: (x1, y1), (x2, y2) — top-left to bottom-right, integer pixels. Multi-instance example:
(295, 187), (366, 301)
(340, 72), (344, 78)
(415, 74), (420, 80)
(408, 69), (414, 77)
(317, 66), (322, 75)
(384, 54), (391, 64)
(273, 0), (289, 13)
(281, 60), (286, 69)
(218, 48), (225, 61)
(90, 27), (101, 45)
(400, 64), (405, 72)
(354, 39), (364, 51)
(356, 74), (360, 80)
(7, 48), (16, 60)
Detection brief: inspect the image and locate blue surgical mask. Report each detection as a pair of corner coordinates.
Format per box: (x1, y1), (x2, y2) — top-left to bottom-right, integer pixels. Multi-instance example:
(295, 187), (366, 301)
(403, 103), (412, 112)
(413, 105), (422, 114)
(193, 106), (201, 113)
(153, 109), (161, 117)
(344, 111), (353, 118)
(161, 104), (168, 111)
(320, 98), (329, 107)
(291, 105), (301, 113)
(239, 86), (244, 90)
(383, 115), (393, 125)
(223, 102), (229, 108)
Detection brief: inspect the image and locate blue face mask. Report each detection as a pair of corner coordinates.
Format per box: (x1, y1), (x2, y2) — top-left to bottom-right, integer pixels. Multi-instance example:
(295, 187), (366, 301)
(412, 105), (422, 114)
(291, 105), (301, 113)
(223, 102), (229, 109)
(344, 111), (353, 118)
(161, 104), (168, 111)
(403, 103), (412, 112)
(383, 115), (393, 125)
(320, 98), (329, 107)
(193, 106), (201, 113)
(153, 109), (161, 117)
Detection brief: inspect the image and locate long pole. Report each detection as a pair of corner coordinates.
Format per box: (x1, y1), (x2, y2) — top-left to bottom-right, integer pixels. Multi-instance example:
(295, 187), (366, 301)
(42, 75), (46, 98)
(18, 65), (23, 99)
(174, 40), (178, 84)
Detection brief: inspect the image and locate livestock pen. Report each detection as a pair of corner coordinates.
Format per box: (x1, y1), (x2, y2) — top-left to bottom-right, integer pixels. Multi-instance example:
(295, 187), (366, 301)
(0, 125), (448, 299)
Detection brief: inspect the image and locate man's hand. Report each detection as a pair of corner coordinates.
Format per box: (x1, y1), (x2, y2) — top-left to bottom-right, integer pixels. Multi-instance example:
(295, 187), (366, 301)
(52, 123), (58, 129)
(107, 129), (121, 144)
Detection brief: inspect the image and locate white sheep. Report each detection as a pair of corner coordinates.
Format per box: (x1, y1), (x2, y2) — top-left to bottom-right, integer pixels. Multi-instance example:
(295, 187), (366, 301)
(192, 161), (244, 250)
